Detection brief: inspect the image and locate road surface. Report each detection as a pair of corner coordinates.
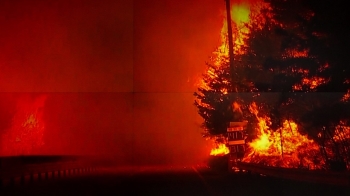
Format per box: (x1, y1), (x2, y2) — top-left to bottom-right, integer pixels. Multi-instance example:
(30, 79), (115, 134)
(1, 165), (349, 195)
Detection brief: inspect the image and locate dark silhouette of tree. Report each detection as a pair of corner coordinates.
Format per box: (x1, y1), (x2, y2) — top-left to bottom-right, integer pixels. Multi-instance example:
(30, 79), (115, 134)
(195, 0), (350, 169)
(193, 56), (256, 137)
(264, 0), (350, 169)
(194, 60), (233, 136)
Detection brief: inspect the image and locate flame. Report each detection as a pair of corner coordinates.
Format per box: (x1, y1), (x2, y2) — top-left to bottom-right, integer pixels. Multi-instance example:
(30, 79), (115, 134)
(285, 49), (309, 58)
(204, 1), (326, 164)
(231, 3), (250, 24)
(293, 77), (328, 91)
(196, 1), (266, 105)
(210, 143), (229, 156)
(301, 77), (327, 90)
(333, 122), (350, 142)
(207, 101), (350, 169)
(232, 101), (242, 114)
(315, 122), (350, 168)
(214, 1), (252, 64)
(201, 1), (350, 170)
(341, 89), (350, 102)
(244, 102), (323, 169)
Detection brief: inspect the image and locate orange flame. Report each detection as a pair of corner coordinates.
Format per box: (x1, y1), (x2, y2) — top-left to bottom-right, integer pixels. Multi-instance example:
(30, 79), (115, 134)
(341, 90), (350, 102)
(202, 1), (350, 170)
(244, 102), (323, 169)
(210, 143), (229, 156)
(293, 77), (328, 91)
(214, 1), (252, 65)
(206, 1), (266, 155)
(333, 122), (350, 142)
(197, 2), (265, 98)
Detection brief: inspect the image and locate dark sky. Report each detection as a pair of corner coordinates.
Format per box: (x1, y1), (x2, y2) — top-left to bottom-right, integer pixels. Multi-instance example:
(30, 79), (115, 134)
(0, 0), (226, 165)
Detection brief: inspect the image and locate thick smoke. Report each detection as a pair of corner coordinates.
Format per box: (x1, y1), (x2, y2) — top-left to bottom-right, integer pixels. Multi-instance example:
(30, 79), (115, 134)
(0, 0), (226, 166)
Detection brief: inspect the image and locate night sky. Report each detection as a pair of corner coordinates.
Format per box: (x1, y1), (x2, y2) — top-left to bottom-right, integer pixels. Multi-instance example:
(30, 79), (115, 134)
(0, 0), (227, 165)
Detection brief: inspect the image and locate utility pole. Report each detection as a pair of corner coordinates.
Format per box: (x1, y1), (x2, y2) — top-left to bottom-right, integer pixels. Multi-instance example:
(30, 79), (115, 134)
(225, 0), (235, 90)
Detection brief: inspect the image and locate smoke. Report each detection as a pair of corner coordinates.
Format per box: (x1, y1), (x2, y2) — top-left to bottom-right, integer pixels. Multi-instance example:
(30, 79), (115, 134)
(41, 93), (132, 156)
(133, 0), (227, 165)
(0, 91), (211, 165)
(0, 0), (227, 166)
(133, 93), (211, 165)
(40, 93), (210, 166)
(134, 0), (223, 93)
(0, 0), (132, 92)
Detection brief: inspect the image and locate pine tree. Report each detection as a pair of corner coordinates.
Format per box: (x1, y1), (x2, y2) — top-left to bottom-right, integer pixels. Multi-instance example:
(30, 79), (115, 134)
(194, 59), (233, 137)
(264, 0), (350, 168)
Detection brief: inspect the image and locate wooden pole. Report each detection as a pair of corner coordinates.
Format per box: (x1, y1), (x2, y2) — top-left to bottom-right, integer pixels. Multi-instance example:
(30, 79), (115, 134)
(225, 0), (235, 90)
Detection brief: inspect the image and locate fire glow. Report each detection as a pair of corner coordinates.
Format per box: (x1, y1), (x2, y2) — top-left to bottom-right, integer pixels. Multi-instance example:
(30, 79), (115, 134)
(244, 102), (322, 169)
(0, 95), (47, 156)
(206, 1), (262, 157)
(214, 1), (251, 64)
(201, 0), (350, 171)
(205, 1), (325, 169)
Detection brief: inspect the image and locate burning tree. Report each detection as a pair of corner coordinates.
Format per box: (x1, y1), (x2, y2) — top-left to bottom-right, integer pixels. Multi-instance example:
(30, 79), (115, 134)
(194, 1), (269, 155)
(193, 58), (255, 136)
(194, 60), (233, 137)
(262, 0), (350, 169)
(238, 0), (350, 169)
(195, 0), (350, 170)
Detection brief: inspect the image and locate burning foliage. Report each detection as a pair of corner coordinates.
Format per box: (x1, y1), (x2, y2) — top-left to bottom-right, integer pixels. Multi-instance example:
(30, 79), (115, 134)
(194, 1), (264, 137)
(207, 99), (350, 170)
(244, 102), (323, 169)
(195, 0), (350, 171)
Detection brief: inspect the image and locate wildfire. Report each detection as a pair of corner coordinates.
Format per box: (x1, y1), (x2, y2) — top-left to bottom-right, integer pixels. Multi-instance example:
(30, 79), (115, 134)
(333, 122), (350, 142)
(303, 77), (327, 89)
(341, 89), (350, 102)
(197, 1), (265, 100)
(205, 0), (266, 156)
(201, 0), (350, 171)
(244, 102), (322, 169)
(285, 49), (309, 58)
(210, 143), (229, 156)
(293, 77), (328, 91)
(214, 1), (254, 65)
